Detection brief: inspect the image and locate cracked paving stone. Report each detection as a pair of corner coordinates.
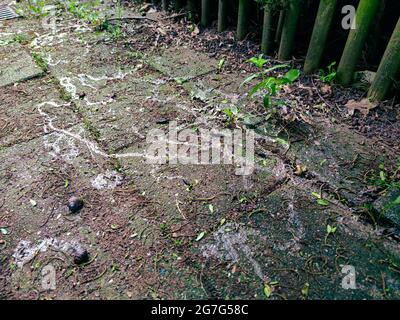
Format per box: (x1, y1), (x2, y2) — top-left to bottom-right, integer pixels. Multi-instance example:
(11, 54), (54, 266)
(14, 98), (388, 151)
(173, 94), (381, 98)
(0, 43), (43, 87)
(148, 46), (218, 83)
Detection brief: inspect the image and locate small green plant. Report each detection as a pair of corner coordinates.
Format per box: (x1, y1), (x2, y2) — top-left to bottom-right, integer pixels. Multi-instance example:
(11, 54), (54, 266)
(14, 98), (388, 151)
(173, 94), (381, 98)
(217, 58), (226, 73)
(97, 21), (125, 40)
(222, 106), (241, 127)
(66, 0), (102, 25)
(370, 160), (400, 191)
(243, 54), (300, 111)
(160, 222), (168, 234)
(83, 117), (101, 140)
(325, 224), (337, 243)
(319, 61), (337, 83)
(31, 50), (48, 72)
(110, 263), (120, 272)
(327, 224), (337, 235)
(109, 0), (124, 39)
(364, 159), (400, 220)
(13, 34), (29, 44)
(26, 0), (47, 17)
(110, 25), (124, 40)
(311, 192), (329, 206)
(173, 238), (184, 247)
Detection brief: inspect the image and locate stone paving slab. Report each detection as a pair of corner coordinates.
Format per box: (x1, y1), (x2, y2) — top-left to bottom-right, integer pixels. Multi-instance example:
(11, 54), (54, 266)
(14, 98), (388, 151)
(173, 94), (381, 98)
(1, 2), (399, 300)
(0, 76), (78, 147)
(187, 181), (400, 299)
(287, 122), (388, 206)
(0, 123), (155, 299)
(0, 43), (43, 87)
(182, 71), (249, 107)
(74, 70), (196, 153)
(148, 46), (218, 83)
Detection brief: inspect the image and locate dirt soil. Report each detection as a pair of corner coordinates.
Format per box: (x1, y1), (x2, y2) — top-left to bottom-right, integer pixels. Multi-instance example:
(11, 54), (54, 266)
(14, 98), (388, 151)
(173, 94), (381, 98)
(0, 1), (399, 300)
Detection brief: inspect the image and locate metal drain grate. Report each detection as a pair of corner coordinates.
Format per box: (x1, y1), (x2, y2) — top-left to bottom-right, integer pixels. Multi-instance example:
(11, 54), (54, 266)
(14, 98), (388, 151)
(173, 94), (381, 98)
(0, 6), (19, 21)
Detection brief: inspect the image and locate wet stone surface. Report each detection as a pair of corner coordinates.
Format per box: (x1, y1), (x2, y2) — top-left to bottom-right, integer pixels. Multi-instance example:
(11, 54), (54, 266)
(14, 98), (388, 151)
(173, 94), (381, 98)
(0, 2), (399, 300)
(148, 46), (218, 83)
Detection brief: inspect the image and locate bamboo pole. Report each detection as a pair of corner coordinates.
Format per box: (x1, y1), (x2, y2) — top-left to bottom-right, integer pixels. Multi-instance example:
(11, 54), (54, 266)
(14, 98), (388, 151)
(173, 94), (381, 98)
(366, 0), (387, 62)
(261, 3), (274, 55)
(278, 0), (300, 60)
(162, 0), (169, 11)
(174, 0), (184, 11)
(218, 0), (228, 32)
(201, 0), (211, 27)
(237, 0), (250, 41)
(336, 0), (381, 86)
(368, 17), (400, 101)
(275, 9), (285, 44)
(304, 0), (337, 74)
(188, 0), (196, 19)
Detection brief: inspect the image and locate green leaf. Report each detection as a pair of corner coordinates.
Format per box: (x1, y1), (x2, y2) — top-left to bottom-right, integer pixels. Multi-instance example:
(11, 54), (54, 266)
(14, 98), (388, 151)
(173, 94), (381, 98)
(275, 137), (289, 147)
(301, 282), (309, 298)
(175, 77), (185, 85)
(327, 225), (337, 234)
(264, 284), (272, 298)
(195, 231), (206, 242)
(64, 179), (69, 189)
(392, 196), (400, 205)
(262, 64), (289, 74)
(268, 81), (277, 95)
(283, 69), (300, 82)
(0, 228), (8, 235)
(328, 61), (336, 69)
(222, 108), (233, 117)
(218, 58), (225, 70)
(311, 192), (321, 199)
(220, 218), (226, 225)
(241, 73), (261, 87)
(317, 199), (329, 206)
(246, 55), (267, 69)
(208, 204), (214, 213)
(263, 95), (270, 108)
(248, 80), (268, 96)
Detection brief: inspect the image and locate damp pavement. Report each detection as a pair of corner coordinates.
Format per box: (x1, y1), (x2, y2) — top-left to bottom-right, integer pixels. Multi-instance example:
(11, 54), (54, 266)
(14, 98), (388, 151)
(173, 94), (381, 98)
(0, 1), (399, 300)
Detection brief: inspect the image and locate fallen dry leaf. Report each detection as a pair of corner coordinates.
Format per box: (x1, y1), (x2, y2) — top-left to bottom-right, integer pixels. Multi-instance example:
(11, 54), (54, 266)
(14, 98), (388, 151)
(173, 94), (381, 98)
(191, 26), (200, 37)
(345, 98), (378, 117)
(232, 265), (237, 274)
(283, 85), (293, 94)
(320, 84), (332, 95)
(157, 27), (167, 36)
(294, 164), (308, 176)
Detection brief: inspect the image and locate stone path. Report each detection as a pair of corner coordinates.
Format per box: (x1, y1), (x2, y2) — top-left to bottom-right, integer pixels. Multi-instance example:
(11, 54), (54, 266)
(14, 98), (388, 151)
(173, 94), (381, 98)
(0, 2), (399, 300)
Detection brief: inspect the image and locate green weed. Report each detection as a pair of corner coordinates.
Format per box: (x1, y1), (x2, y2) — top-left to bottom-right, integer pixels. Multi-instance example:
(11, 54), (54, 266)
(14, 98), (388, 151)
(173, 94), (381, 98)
(31, 50), (48, 72)
(243, 54), (300, 112)
(319, 61), (337, 83)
